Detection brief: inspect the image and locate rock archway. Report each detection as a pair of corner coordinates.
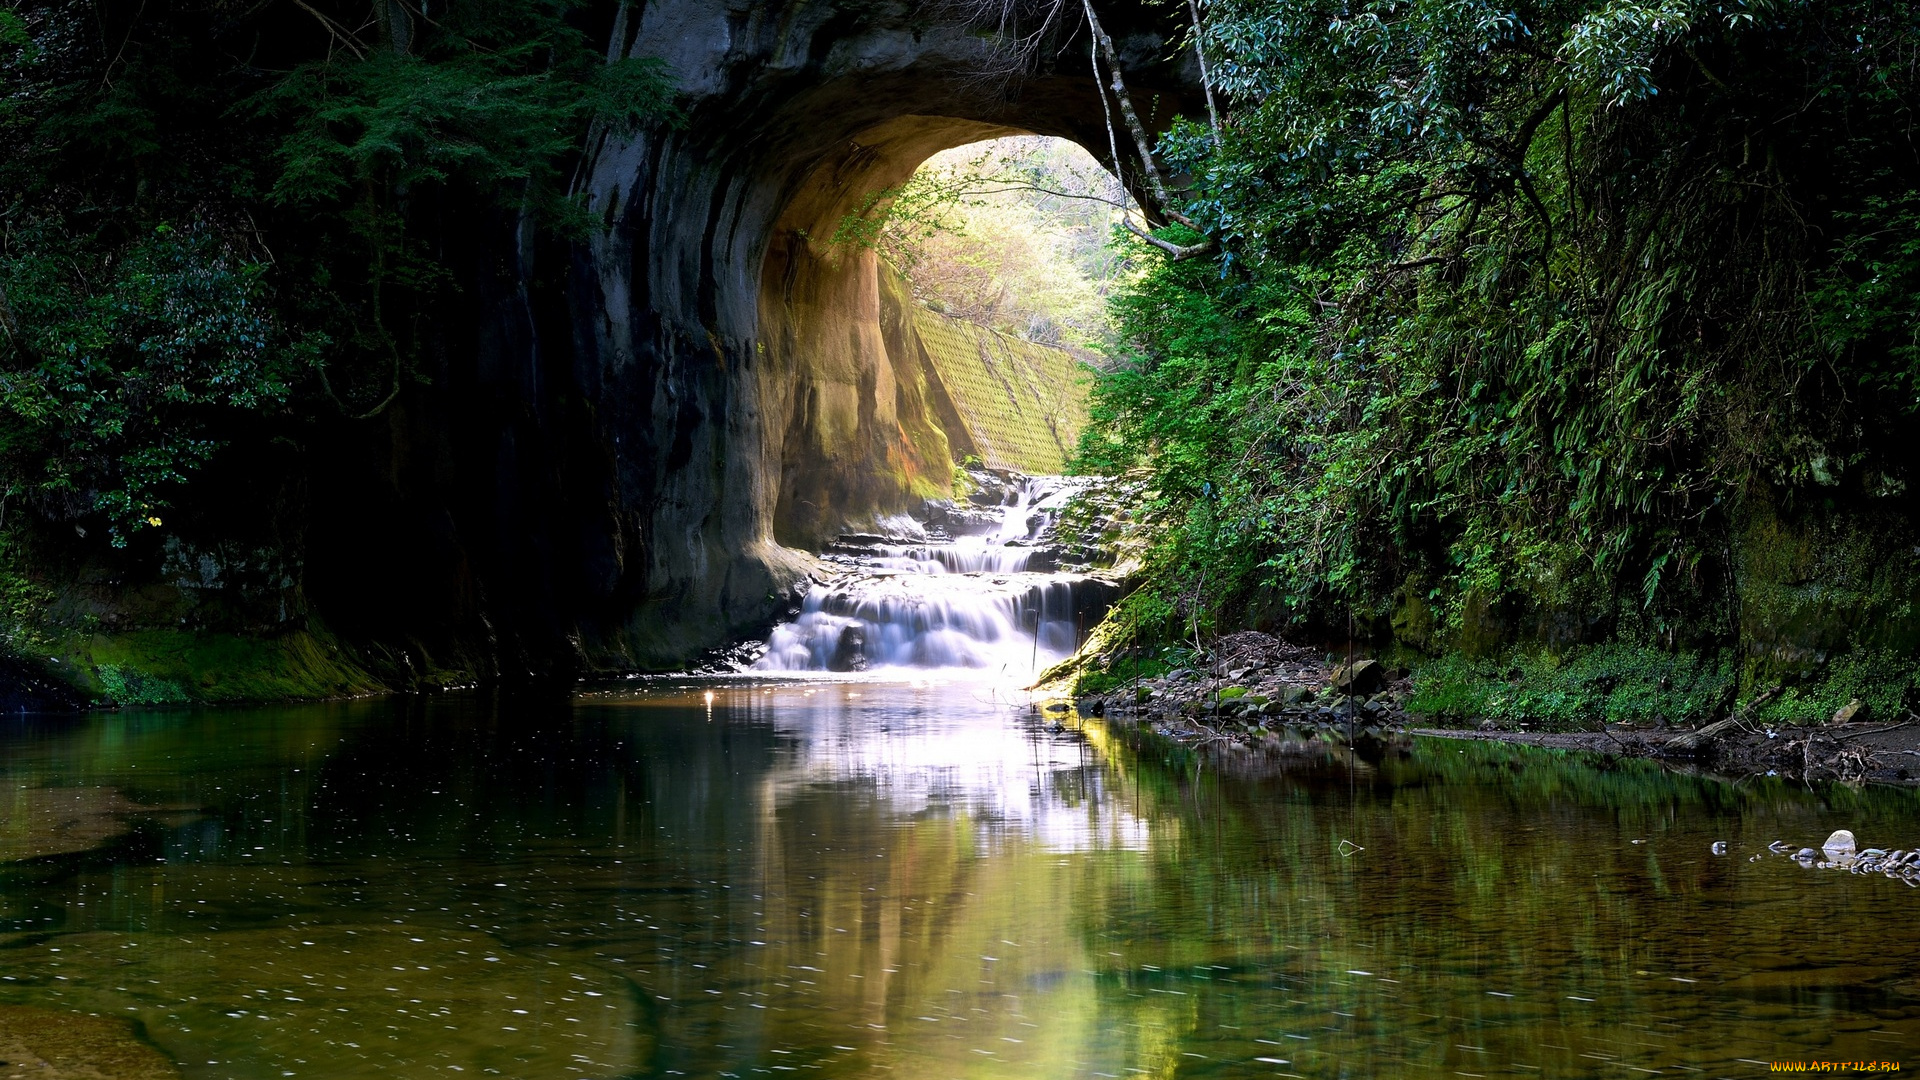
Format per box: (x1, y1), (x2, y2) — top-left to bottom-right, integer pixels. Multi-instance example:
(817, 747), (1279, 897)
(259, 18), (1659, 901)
(309, 0), (1195, 676)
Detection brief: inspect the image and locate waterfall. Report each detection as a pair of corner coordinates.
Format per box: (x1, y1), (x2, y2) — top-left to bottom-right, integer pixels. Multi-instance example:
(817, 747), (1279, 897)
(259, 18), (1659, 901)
(754, 476), (1114, 677)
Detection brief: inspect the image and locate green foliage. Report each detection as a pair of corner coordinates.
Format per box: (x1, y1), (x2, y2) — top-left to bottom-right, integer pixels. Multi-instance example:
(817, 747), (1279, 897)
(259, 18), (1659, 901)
(0, 223), (313, 543)
(1082, 0), (1920, 659)
(1408, 645), (1734, 729)
(1070, 645), (1189, 696)
(834, 137), (1137, 346)
(248, 1), (677, 417)
(94, 663), (190, 706)
(256, 32), (674, 212)
(0, 0), (678, 551)
(0, 531), (55, 657)
(1750, 650), (1920, 727)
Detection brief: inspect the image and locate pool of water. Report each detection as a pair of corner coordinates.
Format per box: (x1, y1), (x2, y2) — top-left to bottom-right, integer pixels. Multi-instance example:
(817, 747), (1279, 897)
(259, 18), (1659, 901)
(1, 680), (1916, 1077)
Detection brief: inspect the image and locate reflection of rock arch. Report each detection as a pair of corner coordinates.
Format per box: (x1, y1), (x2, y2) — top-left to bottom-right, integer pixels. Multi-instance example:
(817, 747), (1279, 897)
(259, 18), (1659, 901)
(317, 0), (1195, 674)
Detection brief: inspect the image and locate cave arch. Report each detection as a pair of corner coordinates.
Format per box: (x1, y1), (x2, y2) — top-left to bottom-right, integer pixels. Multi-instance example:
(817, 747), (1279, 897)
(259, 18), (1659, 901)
(565, 1), (1199, 667)
(314, 0), (1197, 676)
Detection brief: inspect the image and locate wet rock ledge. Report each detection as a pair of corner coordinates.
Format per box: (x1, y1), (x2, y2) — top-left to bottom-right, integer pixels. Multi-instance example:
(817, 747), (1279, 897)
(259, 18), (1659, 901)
(1070, 631), (1920, 787)
(1073, 631), (1416, 734)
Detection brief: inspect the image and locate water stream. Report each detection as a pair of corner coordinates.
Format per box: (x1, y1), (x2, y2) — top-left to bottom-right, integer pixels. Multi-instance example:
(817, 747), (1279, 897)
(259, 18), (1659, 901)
(754, 476), (1111, 677)
(2, 687), (1918, 1077)
(3, 478), (1918, 1075)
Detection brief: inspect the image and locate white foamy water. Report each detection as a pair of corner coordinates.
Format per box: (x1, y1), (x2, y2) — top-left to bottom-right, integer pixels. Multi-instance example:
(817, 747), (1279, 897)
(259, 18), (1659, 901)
(755, 476), (1102, 676)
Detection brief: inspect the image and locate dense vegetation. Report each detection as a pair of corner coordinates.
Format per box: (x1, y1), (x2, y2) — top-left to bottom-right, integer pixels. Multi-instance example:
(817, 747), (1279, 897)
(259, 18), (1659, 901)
(0, 0), (671, 548)
(1080, 0), (1920, 697)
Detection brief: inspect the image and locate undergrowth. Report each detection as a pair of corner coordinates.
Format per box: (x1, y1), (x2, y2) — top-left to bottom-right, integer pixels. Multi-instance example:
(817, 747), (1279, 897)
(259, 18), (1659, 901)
(1407, 645), (1736, 730)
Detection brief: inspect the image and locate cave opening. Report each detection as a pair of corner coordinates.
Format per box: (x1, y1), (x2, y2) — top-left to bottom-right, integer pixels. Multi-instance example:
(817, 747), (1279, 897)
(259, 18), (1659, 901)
(750, 135), (1134, 675)
(881, 135), (1133, 353)
(761, 124), (1135, 547)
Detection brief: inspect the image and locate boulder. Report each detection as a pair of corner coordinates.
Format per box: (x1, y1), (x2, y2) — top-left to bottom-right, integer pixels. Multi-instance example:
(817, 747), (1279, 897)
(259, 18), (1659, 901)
(1823, 829), (1857, 860)
(1330, 658), (1387, 696)
(827, 626), (868, 672)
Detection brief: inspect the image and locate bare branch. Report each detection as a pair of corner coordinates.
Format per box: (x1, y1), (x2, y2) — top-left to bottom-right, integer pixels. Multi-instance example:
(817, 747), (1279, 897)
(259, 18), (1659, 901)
(1122, 215), (1213, 260)
(1090, 32), (1125, 188)
(291, 0), (367, 60)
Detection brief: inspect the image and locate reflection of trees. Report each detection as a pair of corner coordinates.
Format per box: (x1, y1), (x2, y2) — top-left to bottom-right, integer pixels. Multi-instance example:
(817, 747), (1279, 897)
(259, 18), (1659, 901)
(25, 691), (1918, 1075)
(1068, 724), (1920, 1073)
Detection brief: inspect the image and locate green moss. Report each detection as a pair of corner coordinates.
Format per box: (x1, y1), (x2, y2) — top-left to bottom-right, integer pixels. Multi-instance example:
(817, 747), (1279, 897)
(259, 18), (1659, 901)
(1218, 685), (1248, 699)
(1067, 647), (1187, 696)
(73, 627), (384, 705)
(1734, 491), (1920, 682)
(1749, 649), (1918, 725)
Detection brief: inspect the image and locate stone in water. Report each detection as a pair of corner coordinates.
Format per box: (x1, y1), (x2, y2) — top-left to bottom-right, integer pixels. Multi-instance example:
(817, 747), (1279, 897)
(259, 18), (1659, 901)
(1822, 829), (1857, 859)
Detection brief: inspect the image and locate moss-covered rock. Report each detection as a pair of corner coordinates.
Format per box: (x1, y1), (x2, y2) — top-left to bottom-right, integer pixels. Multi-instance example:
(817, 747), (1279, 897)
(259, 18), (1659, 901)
(67, 627), (384, 705)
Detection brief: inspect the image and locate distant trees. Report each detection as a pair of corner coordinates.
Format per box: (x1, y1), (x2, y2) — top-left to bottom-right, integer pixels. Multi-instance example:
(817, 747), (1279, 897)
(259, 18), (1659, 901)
(838, 137), (1132, 347)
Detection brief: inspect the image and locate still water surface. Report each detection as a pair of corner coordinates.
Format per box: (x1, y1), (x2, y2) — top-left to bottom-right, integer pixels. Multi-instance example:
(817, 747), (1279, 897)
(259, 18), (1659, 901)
(2, 681), (1917, 1077)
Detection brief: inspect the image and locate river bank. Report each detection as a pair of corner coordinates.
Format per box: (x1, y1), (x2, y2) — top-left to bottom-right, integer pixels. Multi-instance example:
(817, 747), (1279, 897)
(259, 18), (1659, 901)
(1068, 630), (1920, 787)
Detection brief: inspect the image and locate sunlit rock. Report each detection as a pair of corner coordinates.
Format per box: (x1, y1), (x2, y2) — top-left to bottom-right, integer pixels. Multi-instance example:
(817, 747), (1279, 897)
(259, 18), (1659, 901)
(1823, 829), (1858, 860)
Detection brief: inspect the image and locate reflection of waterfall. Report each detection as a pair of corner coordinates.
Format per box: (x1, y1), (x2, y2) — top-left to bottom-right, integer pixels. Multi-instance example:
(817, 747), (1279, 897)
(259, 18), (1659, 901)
(755, 476), (1114, 676)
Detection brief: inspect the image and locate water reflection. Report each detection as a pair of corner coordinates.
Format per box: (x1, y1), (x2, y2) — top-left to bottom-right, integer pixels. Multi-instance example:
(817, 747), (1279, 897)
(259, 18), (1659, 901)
(0, 685), (1914, 1078)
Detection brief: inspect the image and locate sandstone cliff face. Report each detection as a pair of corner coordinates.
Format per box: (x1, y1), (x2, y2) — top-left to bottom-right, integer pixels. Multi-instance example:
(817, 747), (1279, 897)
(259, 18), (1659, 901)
(282, 0), (1193, 676)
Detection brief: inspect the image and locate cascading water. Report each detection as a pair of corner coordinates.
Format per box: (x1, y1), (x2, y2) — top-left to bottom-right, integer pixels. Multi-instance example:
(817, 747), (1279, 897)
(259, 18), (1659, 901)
(754, 474), (1116, 678)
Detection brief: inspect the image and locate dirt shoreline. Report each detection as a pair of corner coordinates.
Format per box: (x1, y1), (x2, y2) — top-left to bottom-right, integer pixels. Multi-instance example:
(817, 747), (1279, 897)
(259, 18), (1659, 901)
(1071, 631), (1920, 787)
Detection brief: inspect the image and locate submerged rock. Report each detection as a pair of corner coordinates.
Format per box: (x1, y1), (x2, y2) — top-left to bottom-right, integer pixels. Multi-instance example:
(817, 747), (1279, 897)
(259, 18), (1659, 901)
(0, 1005), (179, 1078)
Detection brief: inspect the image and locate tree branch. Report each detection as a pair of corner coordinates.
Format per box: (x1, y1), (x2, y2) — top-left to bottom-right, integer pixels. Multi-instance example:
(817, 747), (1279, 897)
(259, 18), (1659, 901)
(290, 0), (367, 59)
(1082, 0), (1198, 230)
(1122, 215), (1213, 260)
(1186, 0), (1221, 147)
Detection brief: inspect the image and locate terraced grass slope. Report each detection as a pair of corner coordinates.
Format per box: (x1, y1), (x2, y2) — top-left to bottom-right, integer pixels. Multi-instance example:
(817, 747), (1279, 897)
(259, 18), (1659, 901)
(911, 309), (1092, 475)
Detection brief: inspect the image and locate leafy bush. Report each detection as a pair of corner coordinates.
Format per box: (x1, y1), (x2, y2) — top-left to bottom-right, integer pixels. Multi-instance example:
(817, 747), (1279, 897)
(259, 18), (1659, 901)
(1079, 0), (1920, 657)
(94, 663), (189, 706)
(1, 223), (316, 543)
